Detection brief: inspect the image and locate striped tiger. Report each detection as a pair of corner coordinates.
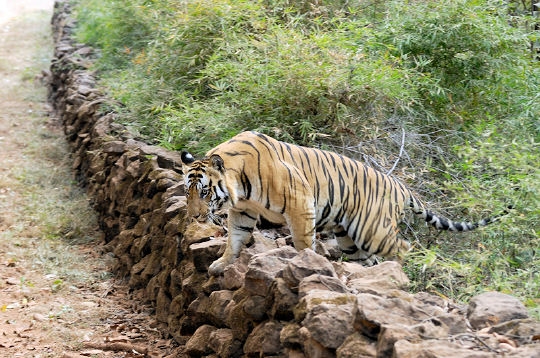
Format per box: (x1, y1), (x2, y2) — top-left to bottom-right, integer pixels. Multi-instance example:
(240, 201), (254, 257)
(181, 131), (505, 275)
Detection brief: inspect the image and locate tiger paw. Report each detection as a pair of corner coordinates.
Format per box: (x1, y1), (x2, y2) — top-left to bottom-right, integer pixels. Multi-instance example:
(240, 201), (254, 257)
(208, 256), (233, 276)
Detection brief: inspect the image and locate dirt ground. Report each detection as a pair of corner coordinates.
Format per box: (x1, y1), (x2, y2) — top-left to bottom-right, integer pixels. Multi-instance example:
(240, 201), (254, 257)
(0, 1), (178, 357)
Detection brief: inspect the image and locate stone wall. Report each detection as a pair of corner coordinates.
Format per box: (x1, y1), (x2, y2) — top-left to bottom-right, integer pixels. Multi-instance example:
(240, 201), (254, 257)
(48, 1), (539, 357)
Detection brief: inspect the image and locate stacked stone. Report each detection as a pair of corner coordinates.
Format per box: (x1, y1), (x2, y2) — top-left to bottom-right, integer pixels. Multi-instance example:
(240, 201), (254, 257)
(178, 230), (539, 357)
(49, 1), (540, 357)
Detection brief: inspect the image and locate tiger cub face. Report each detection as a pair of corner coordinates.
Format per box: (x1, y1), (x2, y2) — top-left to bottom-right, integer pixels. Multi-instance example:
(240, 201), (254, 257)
(181, 152), (230, 225)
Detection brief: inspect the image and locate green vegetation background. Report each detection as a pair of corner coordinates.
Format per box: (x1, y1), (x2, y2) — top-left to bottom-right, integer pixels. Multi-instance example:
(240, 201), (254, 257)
(74, 0), (539, 315)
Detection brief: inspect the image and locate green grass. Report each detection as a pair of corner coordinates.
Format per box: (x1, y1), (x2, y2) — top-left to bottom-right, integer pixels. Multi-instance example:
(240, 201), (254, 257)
(73, 0), (539, 315)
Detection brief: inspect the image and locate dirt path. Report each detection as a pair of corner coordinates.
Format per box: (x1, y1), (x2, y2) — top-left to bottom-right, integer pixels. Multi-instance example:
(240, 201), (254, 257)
(0, 2), (178, 357)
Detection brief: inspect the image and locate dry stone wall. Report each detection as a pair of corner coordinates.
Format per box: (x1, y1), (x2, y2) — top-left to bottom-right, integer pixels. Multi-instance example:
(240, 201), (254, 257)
(48, 1), (540, 357)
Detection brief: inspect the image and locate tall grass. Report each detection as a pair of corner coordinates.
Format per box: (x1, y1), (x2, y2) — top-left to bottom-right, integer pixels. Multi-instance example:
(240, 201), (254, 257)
(74, 0), (539, 315)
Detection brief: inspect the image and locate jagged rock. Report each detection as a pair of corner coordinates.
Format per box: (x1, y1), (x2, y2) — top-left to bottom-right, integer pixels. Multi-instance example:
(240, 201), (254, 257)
(295, 290), (357, 323)
(505, 344), (540, 357)
(487, 318), (540, 345)
(243, 246), (297, 296)
(190, 240), (226, 272)
(207, 290), (235, 326)
(280, 323), (303, 348)
(297, 326), (335, 358)
(226, 298), (256, 341)
(220, 244), (259, 291)
(101, 140), (127, 154)
(128, 252), (161, 289)
(300, 292), (356, 349)
(139, 144), (184, 171)
(244, 320), (284, 357)
(281, 249), (337, 289)
(242, 295), (267, 321)
(208, 328), (242, 358)
(298, 273), (349, 298)
(393, 339), (495, 358)
(284, 349), (307, 358)
(185, 324), (217, 356)
(222, 260), (248, 291)
(336, 332), (377, 358)
(347, 261), (410, 294)
(155, 287), (172, 323)
(352, 292), (438, 339)
(377, 321), (449, 357)
(467, 292), (529, 329)
(182, 221), (224, 249)
(186, 294), (210, 320)
(268, 278), (298, 320)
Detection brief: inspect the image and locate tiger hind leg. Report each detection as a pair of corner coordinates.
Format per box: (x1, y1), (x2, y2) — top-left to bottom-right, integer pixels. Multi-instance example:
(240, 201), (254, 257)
(334, 228), (379, 267)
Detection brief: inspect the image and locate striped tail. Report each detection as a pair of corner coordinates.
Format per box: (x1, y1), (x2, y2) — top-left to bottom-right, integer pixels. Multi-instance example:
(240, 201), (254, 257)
(408, 196), (509, 232)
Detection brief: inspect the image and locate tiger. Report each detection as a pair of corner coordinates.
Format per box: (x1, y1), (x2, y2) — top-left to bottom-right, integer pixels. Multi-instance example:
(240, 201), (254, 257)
(181, 131), (505, 276)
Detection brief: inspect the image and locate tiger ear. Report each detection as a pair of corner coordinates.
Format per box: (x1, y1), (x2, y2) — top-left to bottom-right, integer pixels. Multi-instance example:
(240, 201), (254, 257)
(181, 151), (196, 164)
(210, 154), (225, 173)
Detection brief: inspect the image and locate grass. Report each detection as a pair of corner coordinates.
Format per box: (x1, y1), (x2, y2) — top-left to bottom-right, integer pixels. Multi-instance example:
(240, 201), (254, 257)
(1, 117), (104, 282)
(72, 0), (539, 315)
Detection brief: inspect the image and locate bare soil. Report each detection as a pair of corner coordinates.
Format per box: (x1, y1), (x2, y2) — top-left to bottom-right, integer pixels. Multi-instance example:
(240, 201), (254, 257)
(0, 1), (178, 357)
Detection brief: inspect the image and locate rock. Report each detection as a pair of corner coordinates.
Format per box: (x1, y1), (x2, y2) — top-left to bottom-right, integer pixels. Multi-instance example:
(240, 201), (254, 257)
(185, 324), (217, 356)
(242, 295), (267, 321)
(352, 293), (438, 339)
(208, 328), (242, 358)
(298, 273), (349, 298)
(184, 296), (212, 331)
(377, 321), (449, 357)
(505, 344), (540, 357)
(221, 247), (254, 291)
(207, 290), (234, 326)
(222, 261), (247, 290)
(155, 288), (172, 323)
(336, 332), (377, 358)
(244, 320), (284, 356)
(281, 249), (337, 289)
(467, 292), (529, 329)
(190, 240), (226, 272)
(268, 278), (298, 320)
(243, 246), (297, 296)
(393, 339), (495, 358)
(300, 293), (356, 349)
(488, 318), (540, 345)
(101, 140), (127, 154)
(333, 260), (369, 280)
(295, 290), (357, 323)
(183, 221), (224, 248)
(226, 299), (255, 341)
(347, 261), (409, 294)
(297, 326), (335, 358)
(280, 323), (303, 348)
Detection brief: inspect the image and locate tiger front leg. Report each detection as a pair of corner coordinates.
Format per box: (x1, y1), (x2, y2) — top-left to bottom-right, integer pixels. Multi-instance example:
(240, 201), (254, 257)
(208, 208), (257, 276)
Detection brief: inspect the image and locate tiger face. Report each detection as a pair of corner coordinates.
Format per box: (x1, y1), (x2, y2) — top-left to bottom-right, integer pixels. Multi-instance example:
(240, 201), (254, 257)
(181, 152), (230, 225)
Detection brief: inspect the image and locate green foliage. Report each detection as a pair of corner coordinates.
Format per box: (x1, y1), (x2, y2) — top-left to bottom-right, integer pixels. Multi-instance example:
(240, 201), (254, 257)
(379, 0), (531, 119)
(75, 0), (154, 69)
(74, 0), (539, 312)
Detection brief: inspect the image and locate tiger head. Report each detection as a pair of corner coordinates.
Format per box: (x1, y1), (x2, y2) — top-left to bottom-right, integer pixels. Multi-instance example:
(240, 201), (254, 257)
(181, 151), (230, 225)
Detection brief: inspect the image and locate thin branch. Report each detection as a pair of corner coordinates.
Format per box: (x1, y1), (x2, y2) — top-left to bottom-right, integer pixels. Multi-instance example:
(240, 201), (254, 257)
(387, 127), (406, 175)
